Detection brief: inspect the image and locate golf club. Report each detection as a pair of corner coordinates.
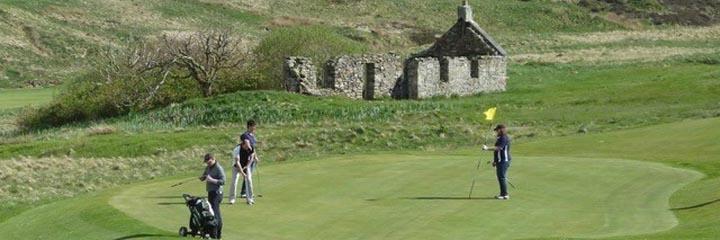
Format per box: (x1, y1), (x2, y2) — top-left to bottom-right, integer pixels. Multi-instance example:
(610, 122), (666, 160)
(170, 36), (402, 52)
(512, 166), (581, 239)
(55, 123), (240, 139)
(508, 180), (517, 189)
(486, 161), (516, 189)
(170, 178), (194, 188)
(254, 160), (263, 197)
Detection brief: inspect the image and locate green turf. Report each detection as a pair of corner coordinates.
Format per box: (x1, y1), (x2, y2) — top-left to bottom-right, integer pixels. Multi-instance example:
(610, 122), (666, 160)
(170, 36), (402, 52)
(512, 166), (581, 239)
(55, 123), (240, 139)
(0, 88), (55, 110)
(0, 188), (175, 239)
(519, 117), (720, 240)
(107, 154), (699, 240)
(1, 118), (716, 239)
(519, 117), (720, 177)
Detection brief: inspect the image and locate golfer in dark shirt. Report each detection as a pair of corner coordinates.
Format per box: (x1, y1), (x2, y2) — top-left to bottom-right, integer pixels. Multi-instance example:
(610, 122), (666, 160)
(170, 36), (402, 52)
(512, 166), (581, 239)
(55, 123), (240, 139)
(237, 139), (255, 205)
(200, 153), (225, 238)
(240, 119), (257, 197)
(483, 124), (511, 200)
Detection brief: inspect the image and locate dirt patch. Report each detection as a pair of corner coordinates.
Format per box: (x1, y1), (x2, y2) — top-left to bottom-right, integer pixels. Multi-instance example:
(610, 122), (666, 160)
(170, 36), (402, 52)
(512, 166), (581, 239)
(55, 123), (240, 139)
(513, 46), (717, 64)
(21, 25), (43, 51)
(557, 25), (720, 44)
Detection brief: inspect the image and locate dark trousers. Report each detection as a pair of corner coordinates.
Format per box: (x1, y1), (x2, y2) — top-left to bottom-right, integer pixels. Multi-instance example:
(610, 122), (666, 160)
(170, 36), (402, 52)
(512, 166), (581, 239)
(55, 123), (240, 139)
(208, 191), (223, 239)
(496, 161), (510, 196)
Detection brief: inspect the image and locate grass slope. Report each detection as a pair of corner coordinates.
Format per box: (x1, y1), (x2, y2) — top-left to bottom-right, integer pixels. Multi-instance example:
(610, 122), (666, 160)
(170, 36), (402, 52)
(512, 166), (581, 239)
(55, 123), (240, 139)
(4, 0), (700, 87)
(520, 117), (720, 240)
(4, 118), (717, 239)
(0, 88), (55, 110)
(0, 188), (175, 240)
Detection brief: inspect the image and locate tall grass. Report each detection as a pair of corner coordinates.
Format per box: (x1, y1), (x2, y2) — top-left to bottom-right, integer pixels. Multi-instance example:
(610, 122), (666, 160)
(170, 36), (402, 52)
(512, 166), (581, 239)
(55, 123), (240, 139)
(0, 59), (718, 216)
(5, 60), (719, 157)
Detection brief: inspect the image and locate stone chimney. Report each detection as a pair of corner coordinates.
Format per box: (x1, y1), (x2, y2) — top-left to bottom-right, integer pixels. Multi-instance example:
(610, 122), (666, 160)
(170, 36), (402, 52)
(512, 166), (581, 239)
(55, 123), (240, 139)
(458, 0), (472, 22)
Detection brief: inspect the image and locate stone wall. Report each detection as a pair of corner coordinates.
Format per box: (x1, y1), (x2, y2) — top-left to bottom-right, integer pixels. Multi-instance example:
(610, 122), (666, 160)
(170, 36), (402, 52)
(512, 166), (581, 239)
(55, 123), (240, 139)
(406, 56), (506, 99)
(285, 55), (506, 99)
(282, 2), (508, 100)
(284, 57), (318, 95)
(325, 54), (403, 100)
(284, 54), (403, 100)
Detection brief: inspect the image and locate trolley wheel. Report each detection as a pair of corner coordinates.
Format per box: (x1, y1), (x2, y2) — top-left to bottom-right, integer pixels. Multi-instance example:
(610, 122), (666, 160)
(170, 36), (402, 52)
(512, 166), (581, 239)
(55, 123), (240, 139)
(178, 227), (188, 237)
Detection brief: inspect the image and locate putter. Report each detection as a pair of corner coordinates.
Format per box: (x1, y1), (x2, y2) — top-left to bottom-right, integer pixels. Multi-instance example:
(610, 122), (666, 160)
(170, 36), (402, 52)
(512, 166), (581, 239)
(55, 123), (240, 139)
(487, 161), (516, 189)
(254, 162), (263, 197)
(489, 161), (517, 189)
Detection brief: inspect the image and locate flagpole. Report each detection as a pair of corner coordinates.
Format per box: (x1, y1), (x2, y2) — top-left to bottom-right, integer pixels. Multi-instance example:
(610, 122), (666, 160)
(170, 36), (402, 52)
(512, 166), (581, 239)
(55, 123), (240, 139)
(469, 107), (496, 199)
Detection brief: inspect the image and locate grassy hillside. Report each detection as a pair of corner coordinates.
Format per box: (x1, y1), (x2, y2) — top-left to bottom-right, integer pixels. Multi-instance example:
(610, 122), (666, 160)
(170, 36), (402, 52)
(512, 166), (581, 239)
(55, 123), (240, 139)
(1, 0), (720, 239)
(0, 118), (716, 239)
(2, 0), (719, 87)
(1, 59), (718, 209)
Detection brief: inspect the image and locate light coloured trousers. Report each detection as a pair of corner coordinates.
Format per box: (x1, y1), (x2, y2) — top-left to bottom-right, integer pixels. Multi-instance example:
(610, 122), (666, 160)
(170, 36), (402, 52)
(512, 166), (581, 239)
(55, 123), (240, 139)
(229, 165), (253, 202)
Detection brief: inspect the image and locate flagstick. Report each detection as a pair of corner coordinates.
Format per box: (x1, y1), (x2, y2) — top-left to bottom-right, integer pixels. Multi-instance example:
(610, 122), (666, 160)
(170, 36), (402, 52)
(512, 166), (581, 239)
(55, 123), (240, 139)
(469, 107), (496, 199)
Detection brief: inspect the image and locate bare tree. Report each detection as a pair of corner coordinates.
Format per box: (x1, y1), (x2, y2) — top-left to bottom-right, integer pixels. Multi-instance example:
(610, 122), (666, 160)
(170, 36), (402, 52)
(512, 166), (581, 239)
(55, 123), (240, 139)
(95, 40), (175, 110)
(163, 30), (244, 97)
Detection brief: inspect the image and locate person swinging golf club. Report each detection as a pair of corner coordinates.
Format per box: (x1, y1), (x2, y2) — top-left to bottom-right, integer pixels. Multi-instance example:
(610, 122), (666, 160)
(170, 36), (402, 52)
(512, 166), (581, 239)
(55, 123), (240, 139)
(235, 139), (256, 205)
(482, 124), (511, 200)
(240, 120), (257, 198)
(229, 119), (258, 204)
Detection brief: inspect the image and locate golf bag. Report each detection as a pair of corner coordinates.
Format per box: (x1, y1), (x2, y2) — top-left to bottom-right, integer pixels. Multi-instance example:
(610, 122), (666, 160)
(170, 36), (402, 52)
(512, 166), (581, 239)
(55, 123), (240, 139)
(178, 194), (218, 239)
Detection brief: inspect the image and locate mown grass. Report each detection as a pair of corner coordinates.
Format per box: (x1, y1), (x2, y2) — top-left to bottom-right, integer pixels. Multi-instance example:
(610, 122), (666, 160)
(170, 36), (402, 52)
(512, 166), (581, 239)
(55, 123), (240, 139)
(0, 87), (55, 110)
(110, 154), (699, 239)
(0, 188), (175, 239)
(519, 117), (720, 240)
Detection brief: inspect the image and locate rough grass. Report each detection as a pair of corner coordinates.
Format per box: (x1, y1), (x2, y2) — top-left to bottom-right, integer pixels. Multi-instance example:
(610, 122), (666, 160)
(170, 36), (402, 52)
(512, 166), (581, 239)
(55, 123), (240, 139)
(0, 0), (631, 87)
(1, 0), (717, 87)
(514, 46), (718, 63)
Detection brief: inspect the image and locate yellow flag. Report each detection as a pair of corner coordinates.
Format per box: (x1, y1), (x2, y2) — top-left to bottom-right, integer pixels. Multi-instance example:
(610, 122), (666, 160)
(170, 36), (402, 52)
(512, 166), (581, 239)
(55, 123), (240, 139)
(483, 107), (496, 121)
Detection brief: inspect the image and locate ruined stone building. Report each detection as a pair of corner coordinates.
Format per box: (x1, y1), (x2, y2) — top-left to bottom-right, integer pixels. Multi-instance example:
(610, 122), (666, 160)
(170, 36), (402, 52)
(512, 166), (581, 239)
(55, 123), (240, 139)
(284, 1), (507, 100)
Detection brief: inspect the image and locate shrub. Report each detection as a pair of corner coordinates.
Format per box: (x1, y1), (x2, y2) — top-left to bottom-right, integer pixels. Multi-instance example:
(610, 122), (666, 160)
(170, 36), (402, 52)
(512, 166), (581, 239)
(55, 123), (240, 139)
(252, 25), (369, 89)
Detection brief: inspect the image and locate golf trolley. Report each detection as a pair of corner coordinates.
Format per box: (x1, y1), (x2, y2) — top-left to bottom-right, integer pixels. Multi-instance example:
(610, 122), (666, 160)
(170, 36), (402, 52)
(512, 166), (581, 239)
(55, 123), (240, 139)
(179, 194), (218, 239)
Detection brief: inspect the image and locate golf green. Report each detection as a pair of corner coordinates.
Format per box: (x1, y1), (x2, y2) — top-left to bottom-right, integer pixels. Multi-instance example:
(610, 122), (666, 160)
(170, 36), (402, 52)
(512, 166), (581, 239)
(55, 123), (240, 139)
(108, 153), (700, 239)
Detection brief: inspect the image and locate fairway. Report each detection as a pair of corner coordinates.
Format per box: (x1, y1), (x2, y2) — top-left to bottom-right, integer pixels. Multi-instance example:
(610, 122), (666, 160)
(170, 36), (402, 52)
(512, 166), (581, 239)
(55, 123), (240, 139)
(108, 153), (699, 240)
(0, 88), (55, 110)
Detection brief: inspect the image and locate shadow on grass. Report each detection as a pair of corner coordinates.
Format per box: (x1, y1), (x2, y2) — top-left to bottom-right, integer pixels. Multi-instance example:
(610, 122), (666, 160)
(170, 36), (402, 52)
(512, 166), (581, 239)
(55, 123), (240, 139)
(395, 197), (496, 200)
(671, 198), (720, 211)
(113, 233), (176, 240)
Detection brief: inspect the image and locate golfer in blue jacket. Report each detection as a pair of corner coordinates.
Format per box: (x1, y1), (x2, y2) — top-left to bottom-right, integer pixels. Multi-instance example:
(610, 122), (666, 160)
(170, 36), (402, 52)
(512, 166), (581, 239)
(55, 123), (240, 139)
(483, 124), (511, 200)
